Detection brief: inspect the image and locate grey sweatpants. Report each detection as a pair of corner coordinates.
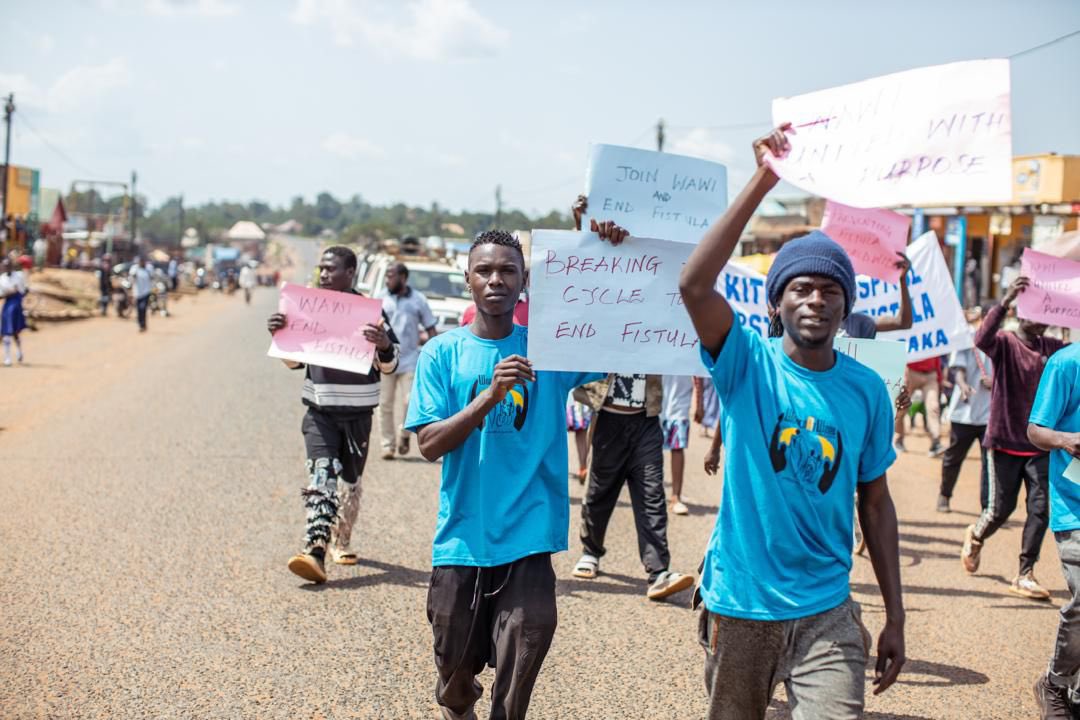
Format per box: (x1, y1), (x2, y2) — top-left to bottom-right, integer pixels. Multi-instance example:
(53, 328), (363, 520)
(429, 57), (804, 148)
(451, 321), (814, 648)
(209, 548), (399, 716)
(427, 552), (557, 720)
(699, 598), (870, 720)
(1049, 529), (1080, 703)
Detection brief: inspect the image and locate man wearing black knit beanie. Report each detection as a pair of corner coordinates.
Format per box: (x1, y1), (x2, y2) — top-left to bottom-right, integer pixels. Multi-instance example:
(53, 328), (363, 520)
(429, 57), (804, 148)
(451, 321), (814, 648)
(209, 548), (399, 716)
(678, 125), (906, 719)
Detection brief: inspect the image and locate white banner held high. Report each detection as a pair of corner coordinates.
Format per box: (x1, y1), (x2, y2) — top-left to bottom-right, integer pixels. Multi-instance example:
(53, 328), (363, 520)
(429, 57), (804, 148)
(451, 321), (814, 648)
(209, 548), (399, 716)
(768, 59), (1012, 208)
(584, 144), (728, 244)
(853, 231), (973, 361)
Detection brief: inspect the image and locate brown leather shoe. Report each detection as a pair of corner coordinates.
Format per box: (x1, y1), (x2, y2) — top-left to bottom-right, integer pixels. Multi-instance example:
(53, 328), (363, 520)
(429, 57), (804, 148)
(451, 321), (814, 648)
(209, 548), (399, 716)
(287, 553), (327, 583)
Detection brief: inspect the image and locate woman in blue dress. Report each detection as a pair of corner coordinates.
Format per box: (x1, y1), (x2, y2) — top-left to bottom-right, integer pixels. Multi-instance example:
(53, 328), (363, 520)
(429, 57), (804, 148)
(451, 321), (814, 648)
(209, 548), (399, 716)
(1, 257), (28, 366)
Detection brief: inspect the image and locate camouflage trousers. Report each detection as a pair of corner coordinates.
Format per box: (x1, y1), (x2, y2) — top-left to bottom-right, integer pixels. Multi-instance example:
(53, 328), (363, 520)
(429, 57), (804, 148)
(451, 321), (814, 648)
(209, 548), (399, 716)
(300, 409), (372, 554)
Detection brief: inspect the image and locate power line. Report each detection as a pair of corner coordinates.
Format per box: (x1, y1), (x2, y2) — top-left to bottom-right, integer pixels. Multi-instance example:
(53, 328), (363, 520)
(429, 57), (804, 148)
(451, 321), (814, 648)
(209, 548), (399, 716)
(1008, 27), (1080, 59)
(15, 111), (101, 178)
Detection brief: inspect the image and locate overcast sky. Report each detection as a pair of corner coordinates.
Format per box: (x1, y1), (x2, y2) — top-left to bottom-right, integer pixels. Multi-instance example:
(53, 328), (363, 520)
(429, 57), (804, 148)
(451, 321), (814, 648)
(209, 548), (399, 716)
(2, 0), (1078, 216)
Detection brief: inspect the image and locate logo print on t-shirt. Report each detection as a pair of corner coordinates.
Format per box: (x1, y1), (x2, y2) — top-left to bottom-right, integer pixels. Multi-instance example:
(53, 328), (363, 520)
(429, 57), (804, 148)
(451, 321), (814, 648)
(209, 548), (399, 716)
(768, 412), (844, 494)
(468, 376), (530, 433)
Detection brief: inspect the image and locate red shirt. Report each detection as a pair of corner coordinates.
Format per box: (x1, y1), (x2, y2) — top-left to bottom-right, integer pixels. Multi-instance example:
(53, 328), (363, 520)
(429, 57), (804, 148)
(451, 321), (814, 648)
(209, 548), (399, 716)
(461, 298), (529, 327)
(907, 356), (941, 374)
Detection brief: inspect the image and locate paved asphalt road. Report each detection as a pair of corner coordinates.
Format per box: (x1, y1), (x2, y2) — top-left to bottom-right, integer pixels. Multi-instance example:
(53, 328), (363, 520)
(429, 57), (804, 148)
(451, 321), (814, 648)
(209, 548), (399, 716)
(0, 238), (1061, 718)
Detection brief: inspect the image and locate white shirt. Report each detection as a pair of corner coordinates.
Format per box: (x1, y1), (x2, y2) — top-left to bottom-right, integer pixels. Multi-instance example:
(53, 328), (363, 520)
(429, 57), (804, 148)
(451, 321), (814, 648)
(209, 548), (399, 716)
(946, 348), (993, 426)
(130, 264), (153, 299)
(661, 375), (694, 422)
(239, 266), (256, 289)
(11, 270), (27, 294)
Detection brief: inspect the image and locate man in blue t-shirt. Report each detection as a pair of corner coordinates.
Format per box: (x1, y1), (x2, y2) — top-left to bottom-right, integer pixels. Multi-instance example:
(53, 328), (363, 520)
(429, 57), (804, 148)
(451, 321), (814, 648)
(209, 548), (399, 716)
(404, 229), (608, 720)
(678, 125), (906, 719)
(1028, 342), (1080, 718)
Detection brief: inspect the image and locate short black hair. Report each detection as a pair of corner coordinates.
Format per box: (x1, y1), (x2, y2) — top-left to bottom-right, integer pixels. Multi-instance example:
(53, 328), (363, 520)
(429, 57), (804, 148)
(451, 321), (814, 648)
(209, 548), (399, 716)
(322, 245), (357, 270)
(389, 262), (409, 278)
(469, 230), (524, 266)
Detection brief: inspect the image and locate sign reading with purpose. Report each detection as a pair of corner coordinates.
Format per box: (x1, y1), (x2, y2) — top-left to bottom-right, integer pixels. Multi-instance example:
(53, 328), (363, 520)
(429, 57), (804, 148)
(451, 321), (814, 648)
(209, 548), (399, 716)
(767, 59), (1012, 208)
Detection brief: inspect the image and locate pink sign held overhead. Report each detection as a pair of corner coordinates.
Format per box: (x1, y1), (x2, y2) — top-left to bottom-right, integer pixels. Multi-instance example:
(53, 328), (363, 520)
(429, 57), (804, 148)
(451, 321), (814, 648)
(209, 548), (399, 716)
(1018, 248), (1080, 330)
(820, 200), (911, 282)
(268, 283), (384, 374)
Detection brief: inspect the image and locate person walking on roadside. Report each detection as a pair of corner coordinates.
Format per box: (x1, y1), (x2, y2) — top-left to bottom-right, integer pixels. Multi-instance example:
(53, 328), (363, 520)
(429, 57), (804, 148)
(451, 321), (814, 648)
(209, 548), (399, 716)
(662, 375), (694, 516)
(894, 355), (945, 456)
(239, 262), (256, 305)
(938, 340), (993, 514)
(566, 392), (593, 484)
(97, 255), (113, 316)
(167, 255), (179, 292)
(960, 276), (1066, 599)
(1028, 342), (1080, 719)
(404, 229), (607, 720)
(267, 246), (400, 583)
(376, 262), (437, 460)
(679, 125), (905, 719)
(567, 196), (695, 601)
(0, 257), (28, 366)
(130, 257), (153, 333)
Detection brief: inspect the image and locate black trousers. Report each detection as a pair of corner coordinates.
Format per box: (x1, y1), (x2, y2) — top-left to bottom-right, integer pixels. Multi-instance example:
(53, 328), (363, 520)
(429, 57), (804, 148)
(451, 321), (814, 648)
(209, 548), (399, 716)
(940, 422), (988, 508)
(427, 552), (557, 720)
(973, 450), (1050, 576)
(580, 411), (670, 582)
(136, 296), (149, 330)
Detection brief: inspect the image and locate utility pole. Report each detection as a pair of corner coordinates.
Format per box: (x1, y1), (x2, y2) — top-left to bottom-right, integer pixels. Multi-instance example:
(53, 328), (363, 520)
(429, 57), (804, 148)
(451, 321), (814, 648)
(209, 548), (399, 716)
(1, 94), (14, 245)
(656, 118), (665, 152)
(494, 184), (503, 228)
(178, 194), (184, 249)
(130, 170), (138, 249)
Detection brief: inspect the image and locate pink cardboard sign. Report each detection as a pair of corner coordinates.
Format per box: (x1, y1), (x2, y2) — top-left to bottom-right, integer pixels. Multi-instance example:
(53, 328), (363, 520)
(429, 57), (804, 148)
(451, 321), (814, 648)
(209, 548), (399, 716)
(267, 283), (384, 374)
(1018, 248), (1080, 330)
(820, 200), (911, 282)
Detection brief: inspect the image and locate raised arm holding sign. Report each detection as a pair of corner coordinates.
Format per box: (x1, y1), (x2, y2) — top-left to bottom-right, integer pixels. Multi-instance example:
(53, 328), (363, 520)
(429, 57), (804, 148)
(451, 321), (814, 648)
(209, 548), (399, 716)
(677, 126), (905, 713)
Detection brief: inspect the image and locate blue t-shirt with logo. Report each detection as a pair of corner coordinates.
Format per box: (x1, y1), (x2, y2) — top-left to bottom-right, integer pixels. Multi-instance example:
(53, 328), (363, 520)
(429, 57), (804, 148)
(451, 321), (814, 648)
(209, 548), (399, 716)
(405, 325), (602, 567)
(1029, 343), (1080, 533)
(700, 324), (896, 621)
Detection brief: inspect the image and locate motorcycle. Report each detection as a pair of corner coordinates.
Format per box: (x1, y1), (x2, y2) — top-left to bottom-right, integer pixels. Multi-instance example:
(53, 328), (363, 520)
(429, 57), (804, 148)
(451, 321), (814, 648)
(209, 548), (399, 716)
(114, 279), (132, 318)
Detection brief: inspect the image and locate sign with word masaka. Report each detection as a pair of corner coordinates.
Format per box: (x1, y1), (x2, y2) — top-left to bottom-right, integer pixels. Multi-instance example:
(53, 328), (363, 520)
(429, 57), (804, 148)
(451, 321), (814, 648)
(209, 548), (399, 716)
(1018, 248), (1080, 330)
(267, 283), (384, 375)
(853, 232), (973, 362)
(583, 144), (728, 244)
(767, 59), (1012, 208)
(834, 337), (907, 403)
(821, 200), (911, 282)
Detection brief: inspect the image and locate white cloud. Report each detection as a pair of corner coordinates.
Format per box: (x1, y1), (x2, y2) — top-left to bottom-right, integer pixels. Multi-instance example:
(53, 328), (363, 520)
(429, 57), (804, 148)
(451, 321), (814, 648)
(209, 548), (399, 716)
(0, 58), (132, 115)
(146, 0), (240, 17)
(321, 131), (384, 159)
(291, 0), (508, 60)
(49, 58), (133, 112)
(668, 127), (737, 164)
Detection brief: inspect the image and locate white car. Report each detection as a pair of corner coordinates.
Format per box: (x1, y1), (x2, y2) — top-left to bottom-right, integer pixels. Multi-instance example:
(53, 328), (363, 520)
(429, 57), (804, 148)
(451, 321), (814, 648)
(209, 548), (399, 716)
(357, 255), (470, 334)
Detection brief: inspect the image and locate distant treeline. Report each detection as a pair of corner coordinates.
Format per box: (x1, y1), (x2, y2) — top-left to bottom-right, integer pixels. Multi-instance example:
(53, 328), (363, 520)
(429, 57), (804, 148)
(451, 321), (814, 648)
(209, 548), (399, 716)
(64, 189), (574, 247)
